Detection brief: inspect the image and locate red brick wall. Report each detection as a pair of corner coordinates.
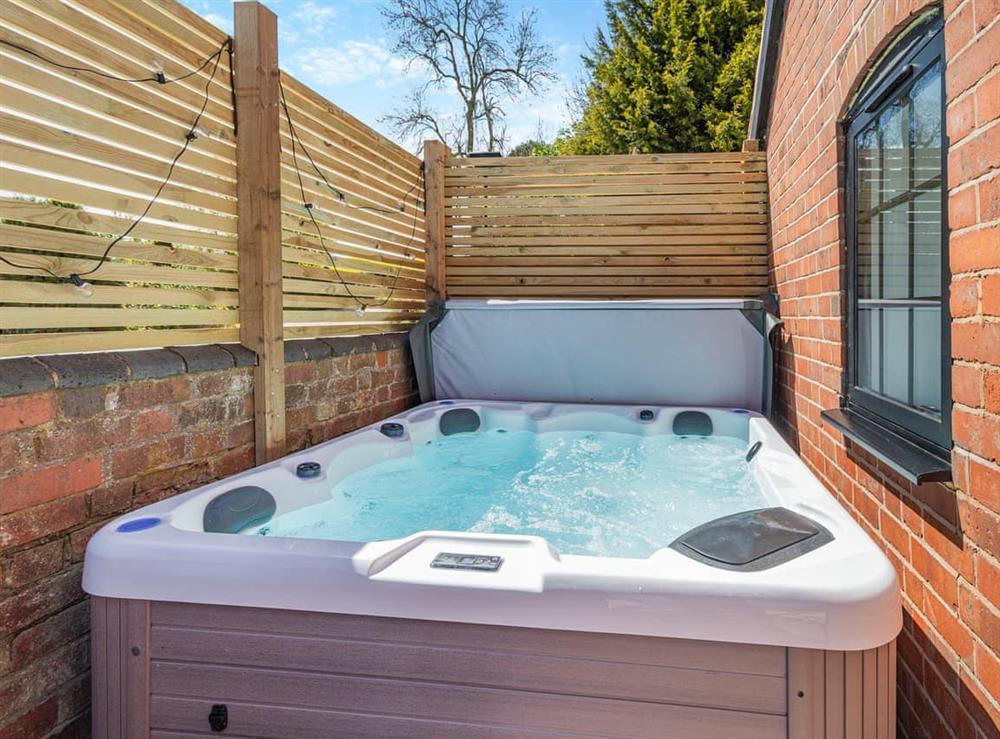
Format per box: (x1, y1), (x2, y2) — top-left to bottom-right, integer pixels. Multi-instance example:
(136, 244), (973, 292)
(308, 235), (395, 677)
(766, 0), (1000, 737)
(0, 335), (417, 738)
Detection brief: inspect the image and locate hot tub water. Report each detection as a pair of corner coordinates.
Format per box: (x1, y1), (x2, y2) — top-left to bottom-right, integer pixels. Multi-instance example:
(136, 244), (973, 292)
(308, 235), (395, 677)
(255, 429), (767, 558)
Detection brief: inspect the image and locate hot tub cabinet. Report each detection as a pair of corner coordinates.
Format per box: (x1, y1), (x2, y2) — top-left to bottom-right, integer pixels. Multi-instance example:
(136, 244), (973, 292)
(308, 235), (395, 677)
(93, 597), (894, 739)
(87, 302), (901, 737)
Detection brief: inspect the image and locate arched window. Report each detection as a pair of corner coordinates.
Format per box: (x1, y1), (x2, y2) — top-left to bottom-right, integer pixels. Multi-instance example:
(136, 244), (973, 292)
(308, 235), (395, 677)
(833, 10), (950, 479)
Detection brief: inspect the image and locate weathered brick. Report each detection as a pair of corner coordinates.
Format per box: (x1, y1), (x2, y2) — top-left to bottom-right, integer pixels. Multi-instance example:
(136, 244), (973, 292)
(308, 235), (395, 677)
(110, 437), (185, 480)
(57, 387), (108, 420)
(117, 376), (191, 410)
(950, 224), (1000, 272)
(968, 458), (1000, 514)
(39, 353), (127, 389)
(10, 600), (89, 671)
(134, 407), (174, 438)
(983, 274), (1000, 316)
(952, 364), (983, 407)
(979, 173), (1000, 224)
(0, 394), (54, 433)
(0, 696), (58, 739)
(985, 373), (1000, 414)
(0, 495), (87, 550)
(0, 565), (84, 638)
(1, 539), (64, 590)
(950, 277), (980, 317)
(32, 415), (126, 466)
(89, 480), (133, 517)
(0, 456), (103, 514)
(976, 67), (1000, 125)
(0, 358), (55, 398)
(0, 637), (88, 726)
(953, 407), (1000, 464)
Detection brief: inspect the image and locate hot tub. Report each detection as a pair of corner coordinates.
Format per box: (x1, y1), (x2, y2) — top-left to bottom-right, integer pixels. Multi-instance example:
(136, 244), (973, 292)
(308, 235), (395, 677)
(84, 300), (901, 738)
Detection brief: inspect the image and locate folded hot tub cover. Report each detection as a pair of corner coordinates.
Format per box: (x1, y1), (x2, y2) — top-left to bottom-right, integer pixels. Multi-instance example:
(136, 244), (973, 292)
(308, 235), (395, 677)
(409, 298), (782, 415)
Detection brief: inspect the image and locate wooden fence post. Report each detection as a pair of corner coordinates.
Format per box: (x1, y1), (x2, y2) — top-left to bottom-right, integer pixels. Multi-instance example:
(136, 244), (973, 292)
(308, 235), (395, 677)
(423, 139), (449, 301)
(234, 1), (286, 463)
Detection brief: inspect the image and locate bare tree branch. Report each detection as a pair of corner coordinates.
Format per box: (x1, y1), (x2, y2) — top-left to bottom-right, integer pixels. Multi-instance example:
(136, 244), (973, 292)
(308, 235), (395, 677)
(382, 0), (555, 152)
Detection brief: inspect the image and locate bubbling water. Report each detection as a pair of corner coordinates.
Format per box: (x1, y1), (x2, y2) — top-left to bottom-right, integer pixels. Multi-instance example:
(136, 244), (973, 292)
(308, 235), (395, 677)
(255, 429), (767, 558)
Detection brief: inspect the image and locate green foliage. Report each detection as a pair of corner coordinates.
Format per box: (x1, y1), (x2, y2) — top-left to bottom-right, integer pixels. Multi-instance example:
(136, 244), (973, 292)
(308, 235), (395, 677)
(507, 139), (567, 157)
(564, 0), (764, 154)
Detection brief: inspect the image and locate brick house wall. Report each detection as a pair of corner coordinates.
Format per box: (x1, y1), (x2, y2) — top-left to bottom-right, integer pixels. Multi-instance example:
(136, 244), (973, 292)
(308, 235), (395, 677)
(764, 0), (999, 737)
(0, 335), (417, 738)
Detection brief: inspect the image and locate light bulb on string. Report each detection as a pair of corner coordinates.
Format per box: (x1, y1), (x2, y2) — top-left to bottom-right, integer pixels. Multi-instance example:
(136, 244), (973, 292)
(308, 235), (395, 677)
(68, 274), (93, 298)
(151, 58), (166, 84)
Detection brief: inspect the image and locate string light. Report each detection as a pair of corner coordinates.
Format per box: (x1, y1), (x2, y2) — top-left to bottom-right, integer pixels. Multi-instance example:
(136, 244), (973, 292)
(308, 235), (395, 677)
(0, 38), (228, 85)
(68, 274), (94, 297)
(278, 78), (424, 309)
(0, 38), (232, 289)
(0, 37), (425, 314)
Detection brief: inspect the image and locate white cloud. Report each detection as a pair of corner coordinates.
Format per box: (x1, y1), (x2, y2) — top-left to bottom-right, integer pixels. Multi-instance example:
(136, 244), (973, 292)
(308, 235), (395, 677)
(290, 0), (338, 34)
(291, 40), (424, 88)
(202, 12), (232, 33)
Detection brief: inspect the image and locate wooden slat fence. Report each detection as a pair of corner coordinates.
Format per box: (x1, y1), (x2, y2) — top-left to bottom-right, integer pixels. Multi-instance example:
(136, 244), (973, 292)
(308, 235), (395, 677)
(441, 152), (769, 298)
(277, 73), (425, 340)
(0, 0), (425, 358)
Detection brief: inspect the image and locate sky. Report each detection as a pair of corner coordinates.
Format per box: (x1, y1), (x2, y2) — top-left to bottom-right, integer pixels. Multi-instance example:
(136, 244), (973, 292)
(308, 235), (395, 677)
(180, 0), (607, 151)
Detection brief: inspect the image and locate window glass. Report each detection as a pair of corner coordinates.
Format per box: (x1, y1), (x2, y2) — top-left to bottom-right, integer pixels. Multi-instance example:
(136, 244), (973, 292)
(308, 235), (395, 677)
(853, 60), (942, 417)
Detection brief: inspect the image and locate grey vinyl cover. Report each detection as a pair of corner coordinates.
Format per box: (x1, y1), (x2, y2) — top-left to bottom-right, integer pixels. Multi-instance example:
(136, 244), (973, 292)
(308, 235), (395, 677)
(416, 299), (780, 413)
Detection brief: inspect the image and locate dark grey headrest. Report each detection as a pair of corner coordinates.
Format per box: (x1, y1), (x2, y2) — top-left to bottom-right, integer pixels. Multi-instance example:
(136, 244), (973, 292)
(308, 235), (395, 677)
(670, 507), (833, 571)
(203, 486), (276, 534)
(440, 408), (481, 435)
(673, 410), (713, 436)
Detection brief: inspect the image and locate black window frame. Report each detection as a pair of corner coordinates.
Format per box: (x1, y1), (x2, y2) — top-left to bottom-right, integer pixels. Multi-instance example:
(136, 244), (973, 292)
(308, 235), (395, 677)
(841, 11), (951, 464)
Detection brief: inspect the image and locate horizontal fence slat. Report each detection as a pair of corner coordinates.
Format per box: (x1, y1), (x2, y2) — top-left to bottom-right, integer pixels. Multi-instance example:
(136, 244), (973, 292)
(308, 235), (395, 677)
(0, 74), (236, 178)
(444, 245), (765, 257)
(1, 142), (236, 216)
(0, 1), (235, 134)
(446, 256), (770, 267)
(447, 266), (768, 277)
(0, 112), (235, 199)
(0, 197), (237, 253)
(448, 286), (765, 297)
(445, 214), (767, 227)
(283, 322), (415, 340)
(0, 327), (239, 357)
(0, 306), (236, 330)
(446, 276), (770, 287)
(0, 280), (238, 307)
(442, 150), (770, 300)
(0, 250), (237, 289)
(1, 0), (425, 354)
(0, 223), (237, 271)
(447, 152), (766, 166)
(4, 170), (237, 234)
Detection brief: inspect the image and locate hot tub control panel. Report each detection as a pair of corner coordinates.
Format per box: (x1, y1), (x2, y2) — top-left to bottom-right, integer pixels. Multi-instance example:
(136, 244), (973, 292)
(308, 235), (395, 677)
(430, 552), (504, 572)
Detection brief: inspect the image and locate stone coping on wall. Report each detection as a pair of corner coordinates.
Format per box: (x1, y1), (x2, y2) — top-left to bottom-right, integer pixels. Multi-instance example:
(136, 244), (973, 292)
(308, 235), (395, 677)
(0, 334), (410, 398)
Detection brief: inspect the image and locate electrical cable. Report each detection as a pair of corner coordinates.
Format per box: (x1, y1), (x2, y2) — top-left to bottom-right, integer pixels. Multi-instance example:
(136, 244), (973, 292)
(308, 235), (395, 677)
(0, 37), (425, 310)
(276, 80), (420, 217)
(278, 79), (424, 309)
(0, 37), (226, 85)
(0, 39), (231, 284)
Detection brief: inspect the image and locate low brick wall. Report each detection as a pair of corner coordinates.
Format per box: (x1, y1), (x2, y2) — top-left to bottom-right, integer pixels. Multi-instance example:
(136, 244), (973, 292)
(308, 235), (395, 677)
(0, 334), (417, 738)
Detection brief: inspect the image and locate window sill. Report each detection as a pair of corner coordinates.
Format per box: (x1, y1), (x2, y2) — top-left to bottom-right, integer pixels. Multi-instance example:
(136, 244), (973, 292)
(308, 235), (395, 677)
(820, 407), (951, 485)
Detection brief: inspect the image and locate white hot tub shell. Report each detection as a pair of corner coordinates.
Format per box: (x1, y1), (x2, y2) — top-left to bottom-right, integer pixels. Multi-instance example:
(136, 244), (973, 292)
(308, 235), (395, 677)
(84, 300), (902, 738)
